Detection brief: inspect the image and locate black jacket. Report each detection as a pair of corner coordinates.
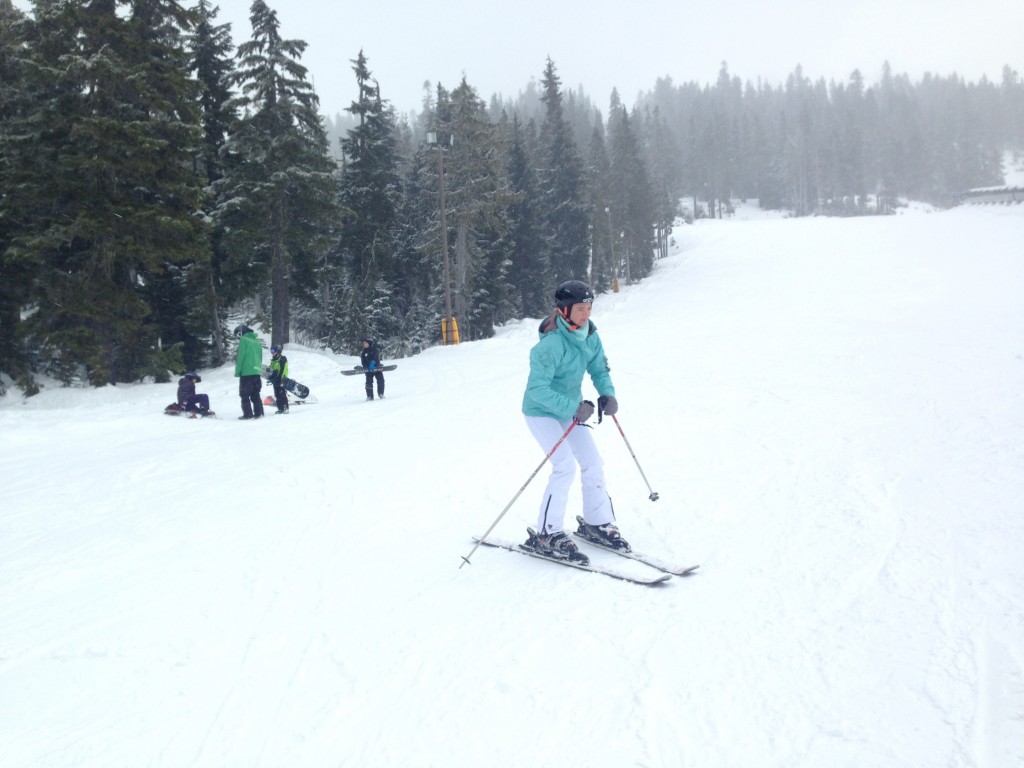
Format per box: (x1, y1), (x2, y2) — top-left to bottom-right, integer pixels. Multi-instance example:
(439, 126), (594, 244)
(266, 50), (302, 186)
(360, 344), (382, 371)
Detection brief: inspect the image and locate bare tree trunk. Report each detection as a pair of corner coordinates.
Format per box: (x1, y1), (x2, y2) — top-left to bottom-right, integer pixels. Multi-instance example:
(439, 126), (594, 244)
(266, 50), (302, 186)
(455, 217), (469, 335)
(270, 195), (290, 349)
(207, 270), (224, 364)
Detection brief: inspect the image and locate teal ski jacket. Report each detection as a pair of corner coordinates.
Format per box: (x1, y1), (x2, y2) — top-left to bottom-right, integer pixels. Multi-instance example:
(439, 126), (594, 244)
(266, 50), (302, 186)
(234, 331), (263, 377)
(522, 314), (616, 421)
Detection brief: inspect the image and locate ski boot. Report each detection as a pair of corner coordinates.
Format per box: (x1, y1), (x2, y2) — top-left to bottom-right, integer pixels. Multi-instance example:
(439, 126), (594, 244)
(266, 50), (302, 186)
(524, 528), (589, 565)
(575, 517), (631, 552)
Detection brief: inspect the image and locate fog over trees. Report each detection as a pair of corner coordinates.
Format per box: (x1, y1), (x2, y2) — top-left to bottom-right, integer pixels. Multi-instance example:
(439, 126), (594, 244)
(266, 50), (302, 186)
(2, 0), (1022, 392)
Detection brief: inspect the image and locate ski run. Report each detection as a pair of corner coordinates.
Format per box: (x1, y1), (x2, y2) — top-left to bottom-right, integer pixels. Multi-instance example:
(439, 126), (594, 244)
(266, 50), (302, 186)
(2, 201), (1023, 767)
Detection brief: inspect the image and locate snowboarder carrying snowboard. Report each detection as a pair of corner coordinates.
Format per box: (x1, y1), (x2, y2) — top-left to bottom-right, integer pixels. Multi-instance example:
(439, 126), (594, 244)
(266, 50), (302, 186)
(521, 280), (627, 562)
(268, 346), (289, 414)
(233, 324), (264, 420)
(176, 371), (212, 416)
(360, 336), (385, 400)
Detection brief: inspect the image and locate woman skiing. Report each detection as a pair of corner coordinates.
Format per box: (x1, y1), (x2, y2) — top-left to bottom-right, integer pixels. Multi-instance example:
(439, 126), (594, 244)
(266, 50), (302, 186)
(521, 280), (627, 565)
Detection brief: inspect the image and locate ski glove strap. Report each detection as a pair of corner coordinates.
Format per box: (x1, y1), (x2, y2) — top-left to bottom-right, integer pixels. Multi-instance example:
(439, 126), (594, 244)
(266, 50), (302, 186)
(574, 400), (595, 424)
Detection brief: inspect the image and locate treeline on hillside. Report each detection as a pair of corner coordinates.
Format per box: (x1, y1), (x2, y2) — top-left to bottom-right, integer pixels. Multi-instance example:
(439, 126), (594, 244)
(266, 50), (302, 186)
(1, 1), (1022, 394)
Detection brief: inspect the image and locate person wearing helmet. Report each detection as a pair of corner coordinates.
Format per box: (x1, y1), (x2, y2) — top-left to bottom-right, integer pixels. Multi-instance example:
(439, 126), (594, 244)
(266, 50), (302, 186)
(233, 324), (264, 419)
(359, 336), (385, 401)
(176, 371), (212, 416)
(520, 279), (626, 564)
(268, 345), (289, 414)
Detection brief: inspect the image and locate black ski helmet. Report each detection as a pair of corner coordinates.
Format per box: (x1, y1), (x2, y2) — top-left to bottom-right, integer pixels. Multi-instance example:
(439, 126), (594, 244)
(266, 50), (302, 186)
(554, 280), (595, 310)
(233, 324), (252, 338)
(270, 345), (281, 356)
(184, 370), (201, 381)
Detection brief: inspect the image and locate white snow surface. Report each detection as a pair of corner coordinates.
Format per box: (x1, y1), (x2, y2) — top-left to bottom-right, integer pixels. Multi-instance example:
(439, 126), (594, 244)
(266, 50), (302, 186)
(2, 203), (1023, 768)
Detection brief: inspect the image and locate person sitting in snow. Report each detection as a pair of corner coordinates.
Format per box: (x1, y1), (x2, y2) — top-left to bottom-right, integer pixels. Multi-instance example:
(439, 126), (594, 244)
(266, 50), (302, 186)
(176, 371), (212, 416)
(359, 336), (385, 401)
(267, 345), (289, 414)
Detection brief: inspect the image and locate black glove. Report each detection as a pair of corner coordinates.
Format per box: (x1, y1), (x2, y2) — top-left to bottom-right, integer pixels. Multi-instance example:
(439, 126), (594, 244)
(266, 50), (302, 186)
(598, 395), (618, 421)
(573, 400), (595, 424)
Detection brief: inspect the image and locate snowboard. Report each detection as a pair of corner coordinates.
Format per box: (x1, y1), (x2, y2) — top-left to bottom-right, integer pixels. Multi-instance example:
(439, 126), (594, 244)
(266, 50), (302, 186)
(261, 365), (311, 399)
(164, 403), (216, 418)
(342, 364), (397, 376)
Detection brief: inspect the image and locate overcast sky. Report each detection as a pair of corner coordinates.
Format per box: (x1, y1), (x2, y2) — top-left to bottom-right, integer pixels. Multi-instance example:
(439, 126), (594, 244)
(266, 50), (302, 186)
(11, 0), (1024, 118)
(206, 0), (1024, 118)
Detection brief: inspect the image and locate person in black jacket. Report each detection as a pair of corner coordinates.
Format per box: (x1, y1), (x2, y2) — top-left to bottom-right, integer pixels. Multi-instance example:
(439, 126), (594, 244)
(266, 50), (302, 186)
(360, 336), (385, 400)
(268, 345), (289, 414)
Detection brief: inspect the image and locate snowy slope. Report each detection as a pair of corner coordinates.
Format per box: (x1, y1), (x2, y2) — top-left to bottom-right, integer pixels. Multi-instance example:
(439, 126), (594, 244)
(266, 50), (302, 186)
(2, 204), (1023, 768)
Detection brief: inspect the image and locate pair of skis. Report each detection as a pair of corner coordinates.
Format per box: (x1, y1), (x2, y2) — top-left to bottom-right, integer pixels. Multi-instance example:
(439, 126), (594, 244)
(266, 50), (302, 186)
(473, 517), (699, 586)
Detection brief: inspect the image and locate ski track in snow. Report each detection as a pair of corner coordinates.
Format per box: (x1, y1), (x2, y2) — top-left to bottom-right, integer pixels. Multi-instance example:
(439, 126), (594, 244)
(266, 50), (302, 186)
(2, 203), (1023, 767)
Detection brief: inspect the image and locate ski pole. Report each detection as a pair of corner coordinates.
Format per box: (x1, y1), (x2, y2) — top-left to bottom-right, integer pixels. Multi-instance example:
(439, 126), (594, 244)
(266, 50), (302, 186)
(460, 419), (579, 568)
(611, 414), (660, 501)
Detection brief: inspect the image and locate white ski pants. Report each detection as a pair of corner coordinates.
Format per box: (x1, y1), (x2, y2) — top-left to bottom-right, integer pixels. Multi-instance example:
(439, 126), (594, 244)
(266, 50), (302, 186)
(525, 415), (614, 535)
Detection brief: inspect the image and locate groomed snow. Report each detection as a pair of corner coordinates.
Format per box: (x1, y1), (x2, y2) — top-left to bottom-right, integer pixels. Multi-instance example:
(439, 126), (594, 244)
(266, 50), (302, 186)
(2, 202), (1022, 767)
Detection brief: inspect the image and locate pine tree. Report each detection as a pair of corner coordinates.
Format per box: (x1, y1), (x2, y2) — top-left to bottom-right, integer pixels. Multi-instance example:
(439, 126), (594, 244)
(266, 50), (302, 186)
(608, 106), (656, 281)
(2, 0), (207, 386)
(215, 0), (338, 349)
(0, 0), (33, 391)
(538, 58), (590, 283)
(830, 71), (868, 213)
(586, 119), (615, 293)
(389, 153), (440, 356)
(506, 113), (550, 316)
(444, 78), (514, 338)
(414, 79), (514, 342)
(188, 0), (238, 364)
(332, 50), (403, 348)
(641, 105), (681, 259)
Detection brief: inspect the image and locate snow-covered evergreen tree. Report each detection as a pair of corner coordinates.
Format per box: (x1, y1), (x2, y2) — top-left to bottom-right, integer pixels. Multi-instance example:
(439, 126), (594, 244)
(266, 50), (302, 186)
(1, 0), (207, 386)
(608, 106), (656, 281)
(215, 0), (338, 350)
(506, 113), (550, 316)
(538, 58), (591, 284)
(329, 50), (404, 351)
(188, 0), (238, 365)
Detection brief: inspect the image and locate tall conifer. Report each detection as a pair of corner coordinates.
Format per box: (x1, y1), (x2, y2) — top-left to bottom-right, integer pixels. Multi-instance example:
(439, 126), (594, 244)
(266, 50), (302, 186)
(2, 0), (207, 385)
(189, 0), (238, 364)
(333, 50), (403, 347)
(506, 114), (549, 316)
(538, 58), (590, 283)
(216, 0), (337, 348)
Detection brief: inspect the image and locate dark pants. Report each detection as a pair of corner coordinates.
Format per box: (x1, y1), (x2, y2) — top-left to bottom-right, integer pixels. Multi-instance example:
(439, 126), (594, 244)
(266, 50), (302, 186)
(364, 371), (385, 399)
(273, 382), (288, 411)
(183, 394), (210, 413)
(239, 375), (264, 418)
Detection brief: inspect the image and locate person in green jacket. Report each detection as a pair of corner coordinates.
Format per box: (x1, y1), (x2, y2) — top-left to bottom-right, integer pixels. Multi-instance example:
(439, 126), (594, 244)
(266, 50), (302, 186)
(233, 324), (265, 420)
(520, 280), (627, 565)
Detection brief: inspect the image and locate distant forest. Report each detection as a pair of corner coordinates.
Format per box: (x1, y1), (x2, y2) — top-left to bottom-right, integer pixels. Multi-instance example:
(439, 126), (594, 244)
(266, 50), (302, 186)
(2, 0), (1022, 393)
